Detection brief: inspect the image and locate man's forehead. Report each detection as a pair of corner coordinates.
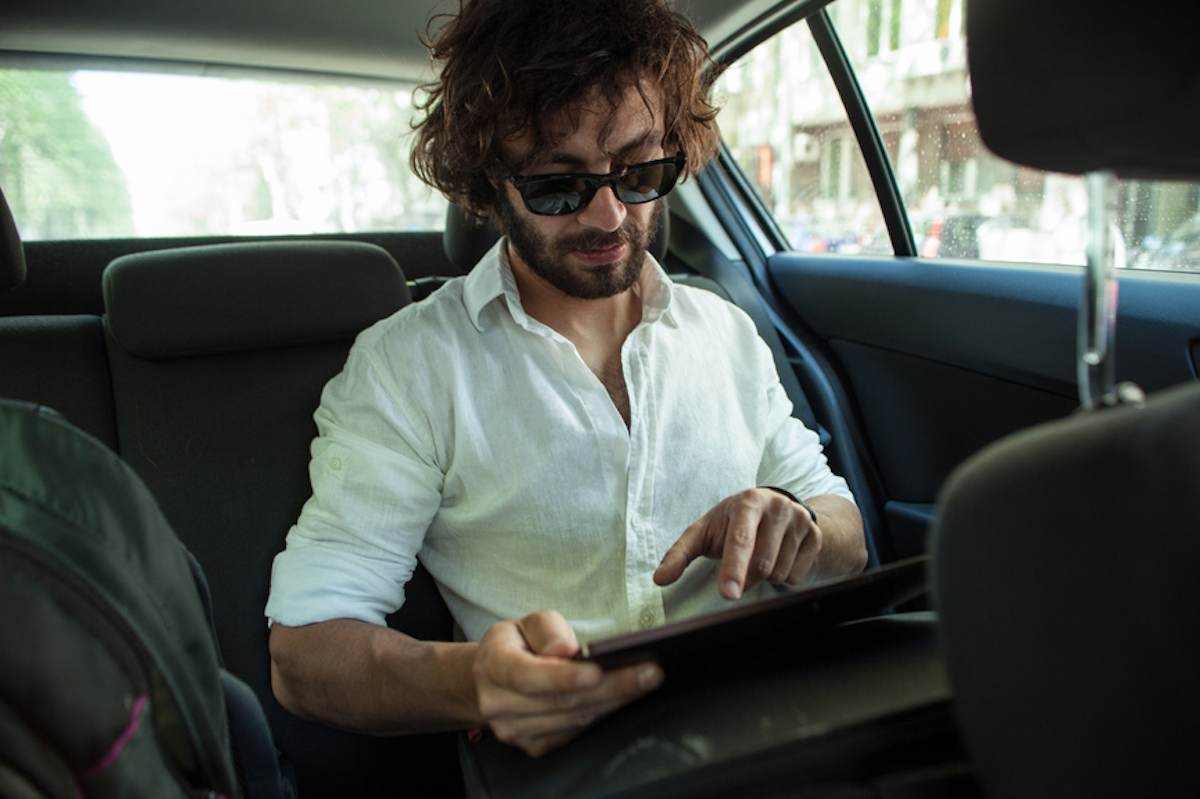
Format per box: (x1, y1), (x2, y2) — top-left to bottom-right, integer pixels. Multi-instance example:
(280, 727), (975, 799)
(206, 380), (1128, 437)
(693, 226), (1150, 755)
(505, 81), (665, 165)
(542, 125), (663, 161)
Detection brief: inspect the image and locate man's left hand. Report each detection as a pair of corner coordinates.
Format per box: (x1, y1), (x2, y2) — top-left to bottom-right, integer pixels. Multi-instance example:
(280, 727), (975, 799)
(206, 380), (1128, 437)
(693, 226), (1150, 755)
(652, 488), (821, 600)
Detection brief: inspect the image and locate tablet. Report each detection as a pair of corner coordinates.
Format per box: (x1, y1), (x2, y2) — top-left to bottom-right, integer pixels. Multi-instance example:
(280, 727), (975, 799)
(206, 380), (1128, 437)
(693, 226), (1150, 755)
(577, 555), (929, 670)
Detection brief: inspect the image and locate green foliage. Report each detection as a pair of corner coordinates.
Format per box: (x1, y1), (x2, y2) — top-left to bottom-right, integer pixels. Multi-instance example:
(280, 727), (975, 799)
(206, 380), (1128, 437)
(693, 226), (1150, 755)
(866, 0), (882, 57)
(889, 0), (903, 51)
(0, 69), (133, 239)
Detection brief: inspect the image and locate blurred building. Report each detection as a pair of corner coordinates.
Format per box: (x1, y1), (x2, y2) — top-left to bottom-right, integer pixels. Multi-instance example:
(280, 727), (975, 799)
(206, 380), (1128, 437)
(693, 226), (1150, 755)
(717, 0), (1200, 266)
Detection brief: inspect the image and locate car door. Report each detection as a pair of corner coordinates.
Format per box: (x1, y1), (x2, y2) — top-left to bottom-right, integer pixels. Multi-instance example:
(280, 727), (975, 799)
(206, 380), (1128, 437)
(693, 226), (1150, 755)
(671, 0), (1200, 564)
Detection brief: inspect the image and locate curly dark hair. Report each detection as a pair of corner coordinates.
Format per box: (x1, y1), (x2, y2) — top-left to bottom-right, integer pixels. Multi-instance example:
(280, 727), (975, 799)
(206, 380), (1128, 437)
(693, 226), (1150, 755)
(410, 0), (723, 223)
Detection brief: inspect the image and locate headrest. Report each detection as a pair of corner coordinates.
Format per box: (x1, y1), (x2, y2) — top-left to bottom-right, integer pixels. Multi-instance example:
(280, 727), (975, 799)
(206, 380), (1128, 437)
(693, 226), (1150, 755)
(968, 0), (1200, 179)
(104, 241), (410, 360)
(443, 200), (671, 272)
(0, 185), (27, 292)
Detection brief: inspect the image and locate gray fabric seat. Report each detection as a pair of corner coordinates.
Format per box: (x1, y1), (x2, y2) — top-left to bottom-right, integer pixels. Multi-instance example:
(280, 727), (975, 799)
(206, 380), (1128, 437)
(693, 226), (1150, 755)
(102, 241), (462, 797)
(0, 186), (118, 449)
(932, 0), (1200, 796)
(0, 314), (118, 448)
(0, 186), (23, 292)
(934, 381), (1200, 797)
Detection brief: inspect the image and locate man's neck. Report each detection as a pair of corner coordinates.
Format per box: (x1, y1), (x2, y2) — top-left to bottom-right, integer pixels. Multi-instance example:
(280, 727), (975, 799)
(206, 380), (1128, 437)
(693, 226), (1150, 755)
(505, 242), (644, 348)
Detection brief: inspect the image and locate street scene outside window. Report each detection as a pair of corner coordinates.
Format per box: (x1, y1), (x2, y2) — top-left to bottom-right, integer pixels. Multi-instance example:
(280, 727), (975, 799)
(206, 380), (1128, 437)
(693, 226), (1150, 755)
(0, 67), (447, 240)
(716, 18), (892, 256)
(717, 0), (1200, 273)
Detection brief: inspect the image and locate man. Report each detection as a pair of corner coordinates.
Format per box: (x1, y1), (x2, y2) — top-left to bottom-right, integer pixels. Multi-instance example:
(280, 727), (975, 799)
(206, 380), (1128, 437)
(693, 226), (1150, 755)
(266, 0), (866, 758)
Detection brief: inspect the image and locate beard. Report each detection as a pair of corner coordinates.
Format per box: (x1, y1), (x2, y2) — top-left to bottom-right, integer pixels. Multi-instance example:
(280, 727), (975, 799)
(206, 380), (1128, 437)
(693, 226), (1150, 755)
(498, 191), (661, 300)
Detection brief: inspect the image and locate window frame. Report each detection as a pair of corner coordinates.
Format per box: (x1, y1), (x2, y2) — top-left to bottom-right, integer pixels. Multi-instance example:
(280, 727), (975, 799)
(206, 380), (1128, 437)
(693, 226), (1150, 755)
(703, 1), (916, 265)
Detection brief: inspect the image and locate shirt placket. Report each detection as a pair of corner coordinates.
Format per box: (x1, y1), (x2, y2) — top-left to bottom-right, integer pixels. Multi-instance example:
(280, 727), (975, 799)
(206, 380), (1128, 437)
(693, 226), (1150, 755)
(622, 326), (665, 632)
(513, 293), (666, 635)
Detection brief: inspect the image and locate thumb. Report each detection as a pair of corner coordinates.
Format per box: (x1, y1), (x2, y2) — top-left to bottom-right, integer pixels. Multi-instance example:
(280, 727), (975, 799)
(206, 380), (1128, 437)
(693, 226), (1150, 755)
(654, 523), (705, 586)
(517, 610), (579, 658)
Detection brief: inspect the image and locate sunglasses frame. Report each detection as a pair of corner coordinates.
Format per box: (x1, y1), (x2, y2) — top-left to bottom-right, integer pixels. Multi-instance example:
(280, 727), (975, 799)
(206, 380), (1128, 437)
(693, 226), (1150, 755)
(508, 153), (687, 216)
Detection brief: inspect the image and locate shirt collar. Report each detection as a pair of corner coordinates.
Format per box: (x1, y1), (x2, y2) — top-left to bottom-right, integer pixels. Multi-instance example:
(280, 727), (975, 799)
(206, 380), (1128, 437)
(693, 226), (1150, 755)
(462, 239), (514, 333)
(639, 254), (677, 327)
(462, 237), (677, 332)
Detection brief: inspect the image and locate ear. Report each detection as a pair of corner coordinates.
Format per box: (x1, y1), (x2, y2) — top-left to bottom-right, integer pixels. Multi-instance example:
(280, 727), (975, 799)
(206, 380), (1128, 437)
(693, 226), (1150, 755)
(486, 205), (506, 234)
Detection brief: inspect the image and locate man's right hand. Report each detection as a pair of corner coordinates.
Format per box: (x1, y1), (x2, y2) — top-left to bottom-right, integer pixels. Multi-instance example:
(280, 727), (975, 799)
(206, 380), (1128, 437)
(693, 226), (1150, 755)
(473, 610), (664, 757)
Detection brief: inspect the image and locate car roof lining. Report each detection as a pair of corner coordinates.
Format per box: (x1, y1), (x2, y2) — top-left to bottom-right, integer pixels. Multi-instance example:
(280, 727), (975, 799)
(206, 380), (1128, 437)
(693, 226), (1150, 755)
(0, 0), (790, 83)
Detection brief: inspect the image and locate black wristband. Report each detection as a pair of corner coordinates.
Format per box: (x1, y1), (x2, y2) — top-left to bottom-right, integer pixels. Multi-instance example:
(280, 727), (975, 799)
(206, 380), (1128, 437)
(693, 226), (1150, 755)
(761, 486), (818, 525)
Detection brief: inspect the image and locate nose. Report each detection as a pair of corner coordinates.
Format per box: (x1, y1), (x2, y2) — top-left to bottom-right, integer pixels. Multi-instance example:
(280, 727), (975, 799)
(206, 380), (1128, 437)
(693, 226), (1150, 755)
(576, 183), (626, 232)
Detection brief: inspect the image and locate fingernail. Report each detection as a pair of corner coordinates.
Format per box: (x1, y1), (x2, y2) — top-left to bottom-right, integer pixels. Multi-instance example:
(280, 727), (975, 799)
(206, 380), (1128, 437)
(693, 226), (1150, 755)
(723, 580), (742, 599)
(576, 667), (602, 689)
(637, 665), (663, 690)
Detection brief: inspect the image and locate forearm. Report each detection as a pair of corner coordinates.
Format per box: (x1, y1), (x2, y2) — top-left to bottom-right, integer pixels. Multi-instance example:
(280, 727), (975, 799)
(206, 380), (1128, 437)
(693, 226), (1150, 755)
(269, 618), (481, 735)
(807, 494), (867, 582)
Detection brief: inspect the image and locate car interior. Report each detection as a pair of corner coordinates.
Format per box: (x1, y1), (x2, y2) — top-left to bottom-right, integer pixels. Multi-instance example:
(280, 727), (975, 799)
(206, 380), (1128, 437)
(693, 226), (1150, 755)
(1, 0), (1197, 796)
(931, 1), (1200, 796)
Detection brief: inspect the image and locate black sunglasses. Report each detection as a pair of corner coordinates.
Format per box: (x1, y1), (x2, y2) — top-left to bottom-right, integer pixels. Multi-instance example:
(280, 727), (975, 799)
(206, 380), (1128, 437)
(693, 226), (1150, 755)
(508, 153), (686, 216)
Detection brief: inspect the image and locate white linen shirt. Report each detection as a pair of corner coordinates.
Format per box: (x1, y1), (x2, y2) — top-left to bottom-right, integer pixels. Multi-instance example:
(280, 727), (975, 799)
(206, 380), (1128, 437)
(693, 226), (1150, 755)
(265, 240), (853, 643)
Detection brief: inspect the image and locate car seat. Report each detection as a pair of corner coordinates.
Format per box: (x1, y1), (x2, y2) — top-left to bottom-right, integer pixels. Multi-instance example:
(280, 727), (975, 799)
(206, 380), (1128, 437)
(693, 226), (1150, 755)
(931, 1), (1200, 797)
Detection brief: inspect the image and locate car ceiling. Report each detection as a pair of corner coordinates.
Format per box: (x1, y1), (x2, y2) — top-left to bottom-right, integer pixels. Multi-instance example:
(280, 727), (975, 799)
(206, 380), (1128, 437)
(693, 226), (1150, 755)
(0, 0), (785, 83)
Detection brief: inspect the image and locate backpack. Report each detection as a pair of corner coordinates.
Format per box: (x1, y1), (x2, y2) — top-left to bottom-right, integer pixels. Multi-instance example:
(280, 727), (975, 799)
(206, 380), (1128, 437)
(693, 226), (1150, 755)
(0, 400), (289, 798)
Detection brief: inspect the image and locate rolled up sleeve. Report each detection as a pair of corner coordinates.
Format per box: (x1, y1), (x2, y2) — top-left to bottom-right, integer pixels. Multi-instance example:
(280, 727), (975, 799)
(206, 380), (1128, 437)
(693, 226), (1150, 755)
(265, 341), (444, 628)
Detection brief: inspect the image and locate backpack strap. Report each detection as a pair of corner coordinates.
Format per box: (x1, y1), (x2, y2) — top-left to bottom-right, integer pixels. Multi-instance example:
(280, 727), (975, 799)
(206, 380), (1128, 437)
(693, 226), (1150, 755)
(183, 547), (224, 668)
(219, 670), (295, 799)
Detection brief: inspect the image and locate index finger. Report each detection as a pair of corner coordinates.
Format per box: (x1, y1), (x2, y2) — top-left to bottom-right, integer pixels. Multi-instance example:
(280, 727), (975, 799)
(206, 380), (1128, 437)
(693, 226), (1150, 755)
(487, 622), (602, 695)
(718, 503), (763, 600)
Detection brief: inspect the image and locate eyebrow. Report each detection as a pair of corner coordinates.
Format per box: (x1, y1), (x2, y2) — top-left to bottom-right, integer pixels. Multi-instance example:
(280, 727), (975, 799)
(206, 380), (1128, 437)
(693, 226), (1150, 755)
(539, 129), (661, 170)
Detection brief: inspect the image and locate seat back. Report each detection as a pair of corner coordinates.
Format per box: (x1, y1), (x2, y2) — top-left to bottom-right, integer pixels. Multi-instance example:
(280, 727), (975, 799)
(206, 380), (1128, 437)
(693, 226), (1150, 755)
(0, 185), (24, 293)
(0, 314), (118, 448)
(0, 187), (118, 448)
(933, 1), (1200, 796)
(933, 382), (1200, 797)
(102, 241), (460, 796)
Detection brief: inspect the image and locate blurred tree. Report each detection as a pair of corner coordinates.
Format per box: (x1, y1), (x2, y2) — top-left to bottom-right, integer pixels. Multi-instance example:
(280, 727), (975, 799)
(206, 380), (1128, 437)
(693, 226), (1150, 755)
(0, 69), (132, 239)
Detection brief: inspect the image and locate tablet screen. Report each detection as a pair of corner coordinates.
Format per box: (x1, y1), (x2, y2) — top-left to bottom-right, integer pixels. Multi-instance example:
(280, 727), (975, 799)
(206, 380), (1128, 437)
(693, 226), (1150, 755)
(578, 555), (929, 670)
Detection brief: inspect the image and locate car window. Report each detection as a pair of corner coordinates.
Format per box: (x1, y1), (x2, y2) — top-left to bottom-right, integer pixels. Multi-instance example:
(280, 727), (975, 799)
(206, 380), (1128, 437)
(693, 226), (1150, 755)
(0, 66), (446, 241)
(715, 0), (1200, 274)
(714, 21), (892, 256)
(836, 0), (1200, 271)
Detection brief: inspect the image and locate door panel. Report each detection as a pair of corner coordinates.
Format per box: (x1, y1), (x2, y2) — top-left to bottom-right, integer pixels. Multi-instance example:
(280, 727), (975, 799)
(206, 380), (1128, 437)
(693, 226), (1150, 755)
(830, 338), (1078, 501)
(771, 253), (1200, 394)
(769, 252), (1200, 557)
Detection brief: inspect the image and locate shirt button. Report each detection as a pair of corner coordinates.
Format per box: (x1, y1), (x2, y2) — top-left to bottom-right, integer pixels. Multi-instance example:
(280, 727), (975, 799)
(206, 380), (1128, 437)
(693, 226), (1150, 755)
(329, 457), (343, 471)
(639, 607), (656, 630)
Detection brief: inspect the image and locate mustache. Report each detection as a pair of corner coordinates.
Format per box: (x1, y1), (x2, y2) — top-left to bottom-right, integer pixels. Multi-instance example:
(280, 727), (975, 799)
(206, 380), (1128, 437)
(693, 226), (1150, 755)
(555, 223), (641, 253)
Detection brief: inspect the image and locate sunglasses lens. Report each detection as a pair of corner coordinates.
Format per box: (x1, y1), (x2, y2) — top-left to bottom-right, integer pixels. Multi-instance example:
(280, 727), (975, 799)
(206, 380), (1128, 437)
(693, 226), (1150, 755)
(615, 160), (679, 204)
(516, 157), (683, 215)
(522, 177), (588, 216)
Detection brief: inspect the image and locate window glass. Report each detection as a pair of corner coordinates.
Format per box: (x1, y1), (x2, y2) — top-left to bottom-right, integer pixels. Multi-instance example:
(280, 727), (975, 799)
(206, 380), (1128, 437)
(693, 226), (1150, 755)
(714, 23), (892, 255)
(837, 0), (1200, 271)
(714, 0), (1200, 273)
(0, 67), (446, 240)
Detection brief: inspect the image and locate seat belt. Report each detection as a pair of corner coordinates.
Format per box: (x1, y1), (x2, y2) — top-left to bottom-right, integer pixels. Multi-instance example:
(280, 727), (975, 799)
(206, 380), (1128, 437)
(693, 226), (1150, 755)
(671, 235), (827, 445)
